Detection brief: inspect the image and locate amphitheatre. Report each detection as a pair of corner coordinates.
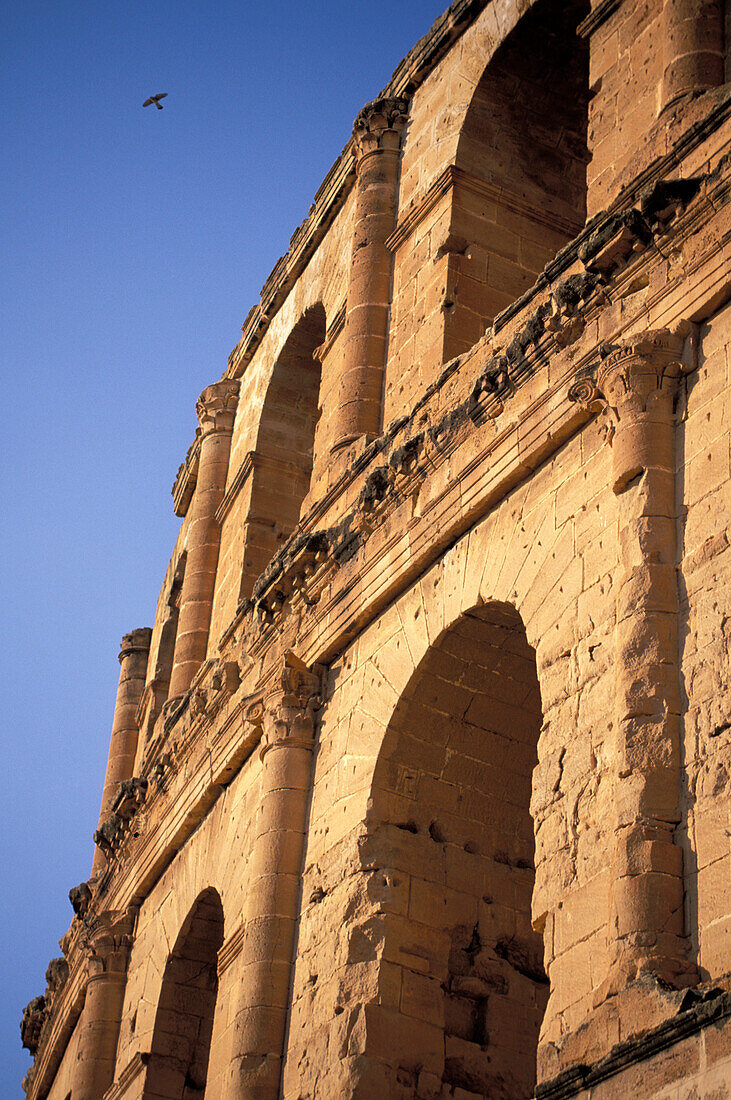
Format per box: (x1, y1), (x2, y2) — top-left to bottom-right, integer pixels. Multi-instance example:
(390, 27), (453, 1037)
(21, 0), (731, 1096)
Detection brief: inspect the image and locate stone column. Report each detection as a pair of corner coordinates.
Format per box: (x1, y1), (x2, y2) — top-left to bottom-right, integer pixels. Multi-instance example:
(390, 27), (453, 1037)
(229, 654), (321, 1100)
(332, 96), (409, 452)
(91, 629), (151, 876)
(576, 331), (696, 995)
(168, 379), (239, 700)
(72, 909), (136, 1100)
(661, 0), (724, 114)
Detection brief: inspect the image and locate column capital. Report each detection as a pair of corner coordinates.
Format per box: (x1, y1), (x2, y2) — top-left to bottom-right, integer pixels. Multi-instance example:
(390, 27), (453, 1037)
(570, 330), (685, 493)
(249, 653), (322, 758)
(596, 329), (684, 411)
(195, 378), (240, 436)
(81, 907), (137, 979)
(353, 96), (409, 161)
(118, 627), (152, 663)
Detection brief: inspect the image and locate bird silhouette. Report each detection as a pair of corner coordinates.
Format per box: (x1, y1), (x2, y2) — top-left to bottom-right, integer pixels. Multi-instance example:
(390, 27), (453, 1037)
(143, 93), (168, 110)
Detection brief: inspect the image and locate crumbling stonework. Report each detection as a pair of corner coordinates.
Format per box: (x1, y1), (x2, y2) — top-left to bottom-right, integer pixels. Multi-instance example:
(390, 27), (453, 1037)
(24, 1), (731, 1097)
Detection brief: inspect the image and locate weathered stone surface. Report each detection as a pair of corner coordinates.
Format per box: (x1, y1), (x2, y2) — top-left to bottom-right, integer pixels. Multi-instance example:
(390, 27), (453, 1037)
(24, 2), (731, 1098)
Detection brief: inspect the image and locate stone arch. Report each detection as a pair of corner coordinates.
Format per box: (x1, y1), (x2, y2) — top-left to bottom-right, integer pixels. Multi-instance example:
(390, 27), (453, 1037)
(447, 0), (590, 343)
(288, 448), (620, 1096)
(142, 888), (225, 1099)
(361, 600), (547, 1097)
(386, 0), (590, 416)
(240, 303), (326, 597)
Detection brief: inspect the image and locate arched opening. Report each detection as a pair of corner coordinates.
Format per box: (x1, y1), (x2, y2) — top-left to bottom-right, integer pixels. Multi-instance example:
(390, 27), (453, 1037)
(366, 602), (546, 1097)
(446, 0), (590, 355)
(137, 554), (185, 754)
(240, 303), (326, 598)
(143, 888), (224, 1099)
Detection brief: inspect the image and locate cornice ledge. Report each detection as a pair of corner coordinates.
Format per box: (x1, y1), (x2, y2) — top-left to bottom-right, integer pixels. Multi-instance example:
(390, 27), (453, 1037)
(102, 1051), (150, 1100)
(171, 433), (201, 517)
(24, 962), (86, 1100)
(536, 988), (731, 1099)
(381, 0), (489, 98)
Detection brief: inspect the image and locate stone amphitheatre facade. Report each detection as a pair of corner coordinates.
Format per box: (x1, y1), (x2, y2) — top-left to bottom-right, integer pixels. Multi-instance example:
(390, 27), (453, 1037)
(22, 1), (731, 1097)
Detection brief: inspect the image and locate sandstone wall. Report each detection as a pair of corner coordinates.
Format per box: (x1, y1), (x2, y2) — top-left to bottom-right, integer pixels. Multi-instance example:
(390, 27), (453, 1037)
(679, 300), (731, 981)
(22, 1), (731, 1097)
(112, 751), (261, 1098)
(283, 415), (620, 1097)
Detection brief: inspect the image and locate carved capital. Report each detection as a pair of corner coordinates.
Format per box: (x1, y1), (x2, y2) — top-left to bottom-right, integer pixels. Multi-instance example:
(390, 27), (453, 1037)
(567, 375), (603, 409)
(257, 653), (322, 757)
(81, 908), (136, 978)
(571, 330), (685, 494)
(596, 330), (684, 414)
(195, 379), (240, 436)
(118, 627), (152, 663)
(353, 96), (409, 160)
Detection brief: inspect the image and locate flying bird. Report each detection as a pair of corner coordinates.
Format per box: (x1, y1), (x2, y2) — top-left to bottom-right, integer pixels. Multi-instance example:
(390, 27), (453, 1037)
(143, 93), (168, 110)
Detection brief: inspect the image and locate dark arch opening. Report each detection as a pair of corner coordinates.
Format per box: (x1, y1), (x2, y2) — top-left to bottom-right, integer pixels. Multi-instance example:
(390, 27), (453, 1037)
(240, 303), (326, 598)
(143, 888), (224, 1099)
(367, 602), (546, 1098)
(444, 0), (590, 351)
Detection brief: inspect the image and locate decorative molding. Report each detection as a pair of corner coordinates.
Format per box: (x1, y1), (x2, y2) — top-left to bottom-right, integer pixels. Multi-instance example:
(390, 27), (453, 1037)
(536, 989), (731, 1099)
(577, 0), (623, 39)
(102, 1052), (150, 1100)
(215, 451), (314, 525)
(217, 922), (246, 976)
(314, 300), (346, 362)
(171, 434), (201, 517)
(386, 166), (583, 254)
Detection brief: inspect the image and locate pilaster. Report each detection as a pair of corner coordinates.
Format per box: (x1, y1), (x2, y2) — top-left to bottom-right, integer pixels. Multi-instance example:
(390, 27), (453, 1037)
(332, 97), (409, 452)
(168, 379), (239, 699)
(71, 908), (136, 1100)
(229, 653), (321, 1100)
(92, 629), (151, 876)
(661, 0), (724, 114)
(571, 329), (697, 997)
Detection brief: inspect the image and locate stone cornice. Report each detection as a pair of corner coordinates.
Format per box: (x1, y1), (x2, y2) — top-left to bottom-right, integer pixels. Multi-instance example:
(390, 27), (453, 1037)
(216, 163), (729, 654)
(536, 988), (731, 1099)
(25, 957), (86, 1100)
(171, 434), (200, 517)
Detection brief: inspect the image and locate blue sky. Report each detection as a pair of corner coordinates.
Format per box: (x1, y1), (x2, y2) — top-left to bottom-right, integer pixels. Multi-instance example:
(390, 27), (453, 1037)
(1, 1), (447, 1091)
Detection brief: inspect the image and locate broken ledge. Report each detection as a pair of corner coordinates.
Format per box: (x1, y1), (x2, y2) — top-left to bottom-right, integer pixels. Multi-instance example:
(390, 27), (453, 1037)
(536, 986), (731, 1100)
